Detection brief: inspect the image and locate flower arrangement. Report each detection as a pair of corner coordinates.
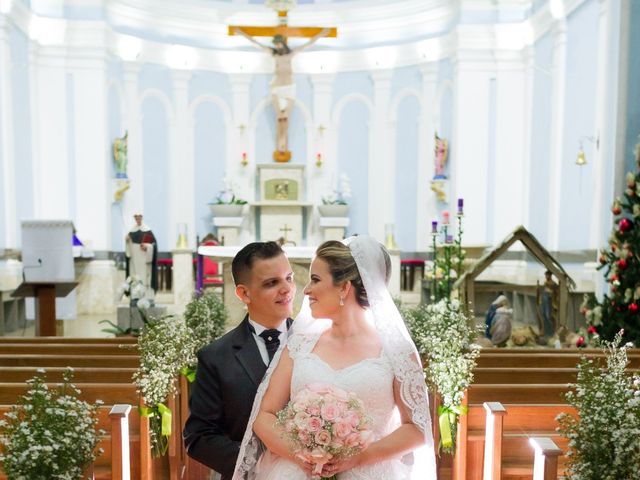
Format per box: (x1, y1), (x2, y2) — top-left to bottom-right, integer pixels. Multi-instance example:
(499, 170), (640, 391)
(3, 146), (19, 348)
(212, 177), (247, 205)
(182, 290), (228, 380)
(557, 331), (640, 479)
(134, 315), (197, 456)
(404, 299), (482, 454)
(117, 276), (148, 303)
(322, 174), (351, 205)
(276, 383), (373, 479)
(0, 368), (103, 479)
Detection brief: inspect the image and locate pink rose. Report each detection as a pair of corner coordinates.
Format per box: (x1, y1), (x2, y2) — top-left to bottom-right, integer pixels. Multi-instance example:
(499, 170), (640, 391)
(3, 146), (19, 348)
(294, 412), (310, 429)
(314, 429), (332, 446)
(320, 402), (340, 421)
(307, 404), (321, 416)
(345, 432), (362, 448)
(344, 411), (360, 428)
(333, 420), (353, 438)
(306, 416), (323, 432)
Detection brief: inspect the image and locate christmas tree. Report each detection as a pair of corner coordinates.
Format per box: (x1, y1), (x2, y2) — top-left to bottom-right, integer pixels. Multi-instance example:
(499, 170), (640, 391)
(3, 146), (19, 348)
(582, 140), (640, 345)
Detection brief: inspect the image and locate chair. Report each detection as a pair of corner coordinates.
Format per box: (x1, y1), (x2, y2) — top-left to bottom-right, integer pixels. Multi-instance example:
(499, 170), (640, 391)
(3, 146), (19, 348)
(201, 241), (224, 297)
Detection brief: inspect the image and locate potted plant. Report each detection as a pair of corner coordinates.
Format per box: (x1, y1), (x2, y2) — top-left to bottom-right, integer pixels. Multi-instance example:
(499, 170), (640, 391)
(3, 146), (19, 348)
(318, 174), (351, 217)
(208, 177), (247, 217)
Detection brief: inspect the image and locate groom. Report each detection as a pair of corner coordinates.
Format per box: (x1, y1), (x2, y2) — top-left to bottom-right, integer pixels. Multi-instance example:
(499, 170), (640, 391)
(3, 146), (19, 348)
(184, 241), (296, 479)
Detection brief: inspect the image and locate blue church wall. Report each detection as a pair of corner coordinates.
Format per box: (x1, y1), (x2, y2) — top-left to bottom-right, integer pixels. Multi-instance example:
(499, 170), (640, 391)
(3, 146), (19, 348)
(528, 31), (553, 243)
(190, 71), (230, 105)
(558, 0), (599, 250)
(193, 101), (227, 239)
(337, 100), (369, 237)
(141, 97), (170, 249)
(624, 0), (640, 176)
(332, 72), (373, 106)
(139, 64), (172, 100)
(395, 95), (420, 251)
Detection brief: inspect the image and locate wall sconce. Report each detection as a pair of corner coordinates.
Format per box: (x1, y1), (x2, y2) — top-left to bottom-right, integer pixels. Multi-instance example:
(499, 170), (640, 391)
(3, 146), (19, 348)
(315, 153), (322, 168)
(241, 151), (248, 167)
(576, 135), (599, 166)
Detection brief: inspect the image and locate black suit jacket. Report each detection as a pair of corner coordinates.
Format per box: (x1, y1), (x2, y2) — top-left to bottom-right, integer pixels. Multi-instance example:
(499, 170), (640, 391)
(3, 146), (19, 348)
(184, 315), (267, 480)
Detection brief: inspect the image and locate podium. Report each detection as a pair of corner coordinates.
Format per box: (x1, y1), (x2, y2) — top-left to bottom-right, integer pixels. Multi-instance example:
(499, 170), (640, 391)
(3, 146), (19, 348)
(12, 282), (78, 336)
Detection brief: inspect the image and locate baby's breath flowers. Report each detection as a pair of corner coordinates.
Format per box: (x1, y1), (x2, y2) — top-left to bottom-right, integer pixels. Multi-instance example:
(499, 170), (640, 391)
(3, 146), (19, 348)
(404, 299), (482, 454)
(557, 331), (640, 479)
(0, 368), (103, 479)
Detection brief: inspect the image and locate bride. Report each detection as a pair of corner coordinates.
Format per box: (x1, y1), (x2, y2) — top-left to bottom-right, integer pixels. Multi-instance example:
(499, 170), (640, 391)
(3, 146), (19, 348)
(233, 236), (437, 479)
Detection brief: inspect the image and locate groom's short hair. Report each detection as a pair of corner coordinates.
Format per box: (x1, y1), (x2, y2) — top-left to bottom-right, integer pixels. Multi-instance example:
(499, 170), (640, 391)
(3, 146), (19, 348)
(232, 241), (285, 285)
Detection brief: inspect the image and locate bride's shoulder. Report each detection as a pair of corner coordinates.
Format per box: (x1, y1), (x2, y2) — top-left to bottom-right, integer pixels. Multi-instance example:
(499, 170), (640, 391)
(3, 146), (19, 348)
(286, 331), (322, 358)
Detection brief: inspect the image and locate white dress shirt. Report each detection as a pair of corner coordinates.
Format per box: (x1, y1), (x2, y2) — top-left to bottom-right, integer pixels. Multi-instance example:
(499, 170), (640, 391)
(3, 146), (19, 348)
(248, 317), (289, 366)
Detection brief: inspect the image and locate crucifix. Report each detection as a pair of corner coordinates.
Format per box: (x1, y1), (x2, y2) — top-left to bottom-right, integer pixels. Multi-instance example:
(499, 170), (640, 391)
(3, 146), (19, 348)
(229, 2), (337, 163)
(279, 224), (293, 244)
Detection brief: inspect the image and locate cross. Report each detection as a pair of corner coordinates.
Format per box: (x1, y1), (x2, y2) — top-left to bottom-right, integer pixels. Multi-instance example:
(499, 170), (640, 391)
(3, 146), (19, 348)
(279, 224), (293, 242)
(229, 4), (336, 163)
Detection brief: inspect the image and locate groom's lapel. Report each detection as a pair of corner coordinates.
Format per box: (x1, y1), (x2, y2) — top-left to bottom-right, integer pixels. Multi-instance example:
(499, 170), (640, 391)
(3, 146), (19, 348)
(233, 316), (267, 387)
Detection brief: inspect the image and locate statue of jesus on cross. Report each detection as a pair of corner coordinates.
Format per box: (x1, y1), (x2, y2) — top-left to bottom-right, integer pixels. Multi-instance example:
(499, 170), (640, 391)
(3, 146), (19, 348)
(230, 5), (336, 162)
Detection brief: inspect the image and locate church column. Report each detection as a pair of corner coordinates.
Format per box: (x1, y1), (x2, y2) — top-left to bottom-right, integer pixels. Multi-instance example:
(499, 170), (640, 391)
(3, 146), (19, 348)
(229, 74), (252, 200)
(451, 54), (493, 245)
(31, 44), (70, 218)
(122, 63), (143, 216)
(169, 69), (194, 249)
(547, 19), (568, 252)
(521, 45), (535, 230)
(418, 63), (438, 250)
(370, 70), (393, 242)
(0, 14), (16, 248)
(68, 49), (110, 250)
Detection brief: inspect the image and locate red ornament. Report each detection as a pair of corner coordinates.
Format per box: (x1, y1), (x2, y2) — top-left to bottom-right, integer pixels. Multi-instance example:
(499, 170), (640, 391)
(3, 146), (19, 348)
(576, 336), (585, 348)
(587, 326), (597, 335)
(611, 243), (617, 252)
(610, 274), (619, 282)
(612, 205), (622, 215)
(618, 259), (628, 269)
(629, 303), (639, 314)
(619, 218), (633, 232)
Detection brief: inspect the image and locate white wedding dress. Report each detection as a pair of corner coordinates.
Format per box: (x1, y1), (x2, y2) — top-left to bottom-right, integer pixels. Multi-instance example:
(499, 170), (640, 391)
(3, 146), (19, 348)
(254, 331), (413, 480)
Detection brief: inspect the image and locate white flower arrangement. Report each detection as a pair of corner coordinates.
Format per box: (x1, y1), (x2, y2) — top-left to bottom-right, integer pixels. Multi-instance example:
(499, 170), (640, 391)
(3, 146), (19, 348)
(134, 315), (198, 456)
(0, 368), (103, 479)
(404, 299), (482, 454)
(322, 174), (352, 205)
(557, 331), (640, 479)
(117, 276), (146, 301)
(183, 290), (228, 354)
(212, 176), (247, 205)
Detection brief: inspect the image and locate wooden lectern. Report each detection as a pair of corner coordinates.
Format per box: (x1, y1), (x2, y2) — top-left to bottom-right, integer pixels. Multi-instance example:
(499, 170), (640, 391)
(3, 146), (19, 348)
(12, 282), (78, 336)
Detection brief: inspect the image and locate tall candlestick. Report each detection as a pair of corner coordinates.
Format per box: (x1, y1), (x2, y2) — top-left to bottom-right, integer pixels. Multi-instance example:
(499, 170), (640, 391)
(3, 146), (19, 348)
(431, 221), (438, 234)
(457, 198), (464, 215)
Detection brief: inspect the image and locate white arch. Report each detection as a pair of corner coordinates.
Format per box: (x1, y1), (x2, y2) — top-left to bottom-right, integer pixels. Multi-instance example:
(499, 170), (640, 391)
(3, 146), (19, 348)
(188, 94), (233, 126)
(331, 93), (373, 127)
(389, 87), (423, 122)
(249, 96), (313, 130)
(139, 88), (175, 122)
(434, 79), (454, 131)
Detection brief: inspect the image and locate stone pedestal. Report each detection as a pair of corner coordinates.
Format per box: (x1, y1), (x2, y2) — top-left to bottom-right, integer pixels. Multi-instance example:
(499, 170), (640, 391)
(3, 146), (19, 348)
(252, 203), (311, 244)
(213, 217), (243, 246)
(75, 259), (117, 314)
(117, 305), (167, 330)
(319, 217), (350, 242)
(172, 248), (194, 316)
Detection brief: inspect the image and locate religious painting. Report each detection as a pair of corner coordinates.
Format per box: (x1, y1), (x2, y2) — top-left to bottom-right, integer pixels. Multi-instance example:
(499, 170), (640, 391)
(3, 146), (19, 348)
(265, 178), (299, 201)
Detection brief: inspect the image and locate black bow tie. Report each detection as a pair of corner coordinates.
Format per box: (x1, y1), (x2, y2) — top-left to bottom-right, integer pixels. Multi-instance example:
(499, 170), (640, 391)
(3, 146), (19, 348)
(259, 329), (281, 363)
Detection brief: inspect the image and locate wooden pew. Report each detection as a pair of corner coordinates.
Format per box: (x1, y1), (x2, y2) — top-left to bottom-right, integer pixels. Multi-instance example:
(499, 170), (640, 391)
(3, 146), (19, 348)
(0, 366), (136, 383)
(0, 354), (140, 368)
(0, 343), (138, 355)
(476, 352), (640, 368)
(0, 336), (137, 344)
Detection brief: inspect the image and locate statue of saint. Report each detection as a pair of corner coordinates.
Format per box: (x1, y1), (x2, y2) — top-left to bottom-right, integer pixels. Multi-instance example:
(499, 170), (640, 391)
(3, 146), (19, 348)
(235, 28), (329, 156)
(113, 131), (129, 178)
(537, 270), (559, 339)
(125, 213), (158, 297)
(434, 132), (448, 179)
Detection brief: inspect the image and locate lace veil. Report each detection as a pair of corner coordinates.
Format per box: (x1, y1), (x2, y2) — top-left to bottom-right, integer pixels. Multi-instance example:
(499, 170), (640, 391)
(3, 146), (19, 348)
(233, 236), (437, 479)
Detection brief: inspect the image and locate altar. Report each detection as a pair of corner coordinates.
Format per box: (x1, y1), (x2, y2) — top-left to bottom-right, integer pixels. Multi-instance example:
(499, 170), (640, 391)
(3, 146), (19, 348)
(198, 244), (400, 328)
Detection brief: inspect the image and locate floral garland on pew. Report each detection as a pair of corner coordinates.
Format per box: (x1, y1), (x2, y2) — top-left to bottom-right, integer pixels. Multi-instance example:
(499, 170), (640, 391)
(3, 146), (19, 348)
(134, 290), (227, 456)
(405, 300), (481, 454)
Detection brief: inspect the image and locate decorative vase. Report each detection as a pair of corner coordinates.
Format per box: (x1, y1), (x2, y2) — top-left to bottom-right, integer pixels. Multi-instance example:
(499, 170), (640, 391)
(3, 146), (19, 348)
(318, 204), (349, 217)
(209, 204), (244, 217)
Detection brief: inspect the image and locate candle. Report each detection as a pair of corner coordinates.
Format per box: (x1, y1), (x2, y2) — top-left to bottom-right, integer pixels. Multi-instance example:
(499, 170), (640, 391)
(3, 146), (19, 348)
(442, 211), (450, 225)
(431, 221), (438, 234)
(457, 198), (464, 215)
(445, 234), (453, 244)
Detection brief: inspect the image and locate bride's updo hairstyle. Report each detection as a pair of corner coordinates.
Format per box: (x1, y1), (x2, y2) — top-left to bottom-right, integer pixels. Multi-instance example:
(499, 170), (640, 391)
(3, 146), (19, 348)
(316, 239), (391, 308)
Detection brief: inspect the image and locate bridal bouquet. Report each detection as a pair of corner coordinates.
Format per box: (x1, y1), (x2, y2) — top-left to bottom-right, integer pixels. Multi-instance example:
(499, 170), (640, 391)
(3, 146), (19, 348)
(276, 383), (373, 479)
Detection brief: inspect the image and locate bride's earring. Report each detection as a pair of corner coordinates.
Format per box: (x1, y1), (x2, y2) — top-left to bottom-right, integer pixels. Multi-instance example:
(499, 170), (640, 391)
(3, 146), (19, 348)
(339, 296), (344, 306)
